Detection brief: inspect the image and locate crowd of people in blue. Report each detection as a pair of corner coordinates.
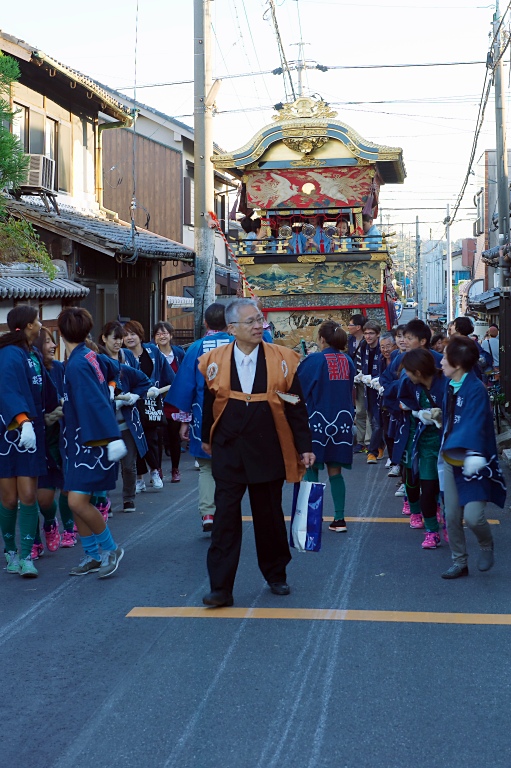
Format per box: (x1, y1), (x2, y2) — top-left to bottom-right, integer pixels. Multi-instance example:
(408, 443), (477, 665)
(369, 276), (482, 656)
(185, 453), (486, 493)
(0, 297), (506, 596)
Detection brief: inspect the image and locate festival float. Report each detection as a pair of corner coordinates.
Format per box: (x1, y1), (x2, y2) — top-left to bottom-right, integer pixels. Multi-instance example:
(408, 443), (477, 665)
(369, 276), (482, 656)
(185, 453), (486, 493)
(213, 96), (406, 348)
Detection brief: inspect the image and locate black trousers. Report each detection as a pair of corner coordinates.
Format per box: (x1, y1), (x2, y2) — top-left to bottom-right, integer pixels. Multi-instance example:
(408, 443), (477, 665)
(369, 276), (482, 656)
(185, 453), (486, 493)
(160, 418), (181, 469)
(208, 476), (291, 594)
(136, 422), (161, 474)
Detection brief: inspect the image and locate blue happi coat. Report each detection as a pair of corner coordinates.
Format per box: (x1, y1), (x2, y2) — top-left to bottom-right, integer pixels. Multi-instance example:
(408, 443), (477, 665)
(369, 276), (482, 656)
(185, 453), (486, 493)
(0, 346), (57, 478)
(165, 332), (233, 459)
(440, 371), (506, 507)
(297, 347), (355, 465)
(61, 344), (122, 493)
(397, 371), (447, 478)
(98, 354), (151, 458)
(358, 340), (381, 414)
(39, 360), (66, 489)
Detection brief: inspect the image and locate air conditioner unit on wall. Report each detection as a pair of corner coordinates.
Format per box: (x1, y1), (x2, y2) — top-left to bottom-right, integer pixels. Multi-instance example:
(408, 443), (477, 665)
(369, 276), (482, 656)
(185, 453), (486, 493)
(20, 154), (55, 192)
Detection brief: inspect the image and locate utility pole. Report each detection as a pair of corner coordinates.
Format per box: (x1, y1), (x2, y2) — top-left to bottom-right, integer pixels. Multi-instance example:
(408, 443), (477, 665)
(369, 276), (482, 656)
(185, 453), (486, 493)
(493, 0), (509, 267)
(493, 0), (511, 408)
(194, 0), (216, 339)
(445, 204), (452, 323)
(416, 215), (422, 319)
(290, 42), (309, 97)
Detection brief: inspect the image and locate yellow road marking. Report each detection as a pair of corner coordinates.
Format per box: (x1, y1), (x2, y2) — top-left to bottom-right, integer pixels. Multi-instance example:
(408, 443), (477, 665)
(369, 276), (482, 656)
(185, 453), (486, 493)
(127, 607), (511, 625)
(241, 516), (500, 524)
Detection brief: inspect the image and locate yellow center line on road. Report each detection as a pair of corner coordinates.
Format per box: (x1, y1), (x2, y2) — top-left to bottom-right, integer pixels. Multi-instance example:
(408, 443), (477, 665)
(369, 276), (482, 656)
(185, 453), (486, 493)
(126, 607), (511, 625)
(241, 516), (501, 524)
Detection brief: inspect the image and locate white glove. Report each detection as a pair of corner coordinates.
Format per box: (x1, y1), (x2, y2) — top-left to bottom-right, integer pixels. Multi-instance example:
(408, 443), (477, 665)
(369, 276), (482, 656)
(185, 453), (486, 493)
(370, 377), (380, 389)
(19, 421), (36, 450)
(462, 454), (487, 477)
(353, 373), (363, 384)
(122, 393), (140, 407)
(378, 385), (385, 395)
(361, 374), (372, 385)
(146, 386), (160, 399)
(108, 384), (116, 401)
(107, 439), (128, 462)
(412, 409), (433, 425)
(115, 399), (125, 412)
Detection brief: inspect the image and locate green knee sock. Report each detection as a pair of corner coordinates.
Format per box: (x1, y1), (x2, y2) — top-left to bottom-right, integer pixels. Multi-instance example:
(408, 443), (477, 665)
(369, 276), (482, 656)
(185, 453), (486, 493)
(58, 494), (74, 532)
(409, 500), (421, 515)
(40, 501), (57, 531)
(304, 467), (319, 482)
(329, 473), (346, 520)
(424, 516), (439, 533)
(35, 519), (42, 546)
(0, 502), (17, 552)
(19, 503), (39, 559)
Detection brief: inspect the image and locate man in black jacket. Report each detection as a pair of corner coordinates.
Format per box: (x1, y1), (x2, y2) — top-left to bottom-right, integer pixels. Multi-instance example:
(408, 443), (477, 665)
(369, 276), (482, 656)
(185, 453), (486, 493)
(199, 298), (314, 607)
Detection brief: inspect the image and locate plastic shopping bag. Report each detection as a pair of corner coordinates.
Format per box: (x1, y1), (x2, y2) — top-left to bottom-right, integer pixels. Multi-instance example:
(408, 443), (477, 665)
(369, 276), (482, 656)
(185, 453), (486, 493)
(289, 481), (325, 553)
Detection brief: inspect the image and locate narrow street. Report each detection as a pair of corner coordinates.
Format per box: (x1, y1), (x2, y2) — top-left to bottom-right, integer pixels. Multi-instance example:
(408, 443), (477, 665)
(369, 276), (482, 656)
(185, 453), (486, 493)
(3, 449), (511, 768)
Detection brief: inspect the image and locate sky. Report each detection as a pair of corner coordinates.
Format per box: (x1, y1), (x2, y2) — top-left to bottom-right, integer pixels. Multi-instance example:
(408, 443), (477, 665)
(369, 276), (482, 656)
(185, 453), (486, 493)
(1, 0), (508, 243)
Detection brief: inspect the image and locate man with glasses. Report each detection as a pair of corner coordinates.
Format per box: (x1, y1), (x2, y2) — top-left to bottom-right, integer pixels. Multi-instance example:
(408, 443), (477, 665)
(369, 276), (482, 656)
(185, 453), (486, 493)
(198, 298), (314, 607)
(355, 321), (384, 464)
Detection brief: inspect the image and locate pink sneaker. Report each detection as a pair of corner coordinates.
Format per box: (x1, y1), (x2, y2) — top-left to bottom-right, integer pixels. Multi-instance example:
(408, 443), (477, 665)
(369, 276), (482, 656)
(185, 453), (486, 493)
(402, 500), (411, 516)
(422, 531), (441, 549)
(436, 503), (444, 526)
(44, 521), (60, 552)
(60, 530), (77, 548)
(31, 542), (44, 560)
(96, 498), (111, 523)
(409, 513), (424, 529)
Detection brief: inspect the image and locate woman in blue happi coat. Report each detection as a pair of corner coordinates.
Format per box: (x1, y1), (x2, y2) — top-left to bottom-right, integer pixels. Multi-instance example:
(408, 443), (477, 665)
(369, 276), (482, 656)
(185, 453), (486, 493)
(297, 321), (355, 533)
(399, 349), (448, 550)
(123, 320), (175, 492)
(100, 321), (152, 513)
(30, 326), (77, 558)
(439, 335), (506, 580)
(58, 307), (127, 579)
(0, 305), (58, 578)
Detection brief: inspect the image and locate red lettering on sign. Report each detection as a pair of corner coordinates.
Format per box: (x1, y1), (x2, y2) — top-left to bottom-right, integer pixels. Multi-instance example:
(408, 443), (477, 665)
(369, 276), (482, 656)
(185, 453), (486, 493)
(324, 353), (350, 381)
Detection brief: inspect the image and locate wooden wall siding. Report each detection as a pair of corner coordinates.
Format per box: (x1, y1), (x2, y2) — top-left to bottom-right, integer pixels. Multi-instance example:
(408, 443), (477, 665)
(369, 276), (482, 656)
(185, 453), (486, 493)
(102, 128), (183, 242)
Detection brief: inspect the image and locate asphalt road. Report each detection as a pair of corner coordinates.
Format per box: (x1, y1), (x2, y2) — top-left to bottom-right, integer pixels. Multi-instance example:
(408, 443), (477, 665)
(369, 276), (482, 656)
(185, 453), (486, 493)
(2, 449), (511, 768)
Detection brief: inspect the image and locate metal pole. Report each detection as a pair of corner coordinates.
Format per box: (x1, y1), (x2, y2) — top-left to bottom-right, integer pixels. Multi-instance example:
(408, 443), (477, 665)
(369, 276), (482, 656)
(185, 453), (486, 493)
(194, 0), (216, 339)
(416, 215), (422, 318)
(445, 204), (453, 323)
(494, 0), (509, 267)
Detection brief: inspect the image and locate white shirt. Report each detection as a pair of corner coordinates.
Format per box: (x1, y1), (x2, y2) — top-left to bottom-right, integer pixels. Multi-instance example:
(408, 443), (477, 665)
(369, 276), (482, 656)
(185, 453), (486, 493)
(233, 343), (259, 394)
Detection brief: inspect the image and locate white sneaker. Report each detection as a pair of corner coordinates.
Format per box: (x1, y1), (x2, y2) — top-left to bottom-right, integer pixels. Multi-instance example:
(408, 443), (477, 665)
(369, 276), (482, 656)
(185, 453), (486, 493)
(150, 470), (163, 489)
(395, 483), (406, 497)
(135, 479), (146, 494)
(194, 460), (200, 470)
(388, 464), (402, 477)
(385, 458), (392, 469)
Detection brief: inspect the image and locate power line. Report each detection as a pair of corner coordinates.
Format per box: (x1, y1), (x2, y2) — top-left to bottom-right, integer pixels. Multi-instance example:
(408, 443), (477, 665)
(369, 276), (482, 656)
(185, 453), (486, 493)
(264, 0), (296, 100)
(115, 60), (486, 91)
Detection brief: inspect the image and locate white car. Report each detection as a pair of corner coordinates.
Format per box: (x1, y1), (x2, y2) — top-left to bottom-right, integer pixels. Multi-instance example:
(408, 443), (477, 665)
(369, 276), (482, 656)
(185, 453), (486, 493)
(404, 301), (417, 308)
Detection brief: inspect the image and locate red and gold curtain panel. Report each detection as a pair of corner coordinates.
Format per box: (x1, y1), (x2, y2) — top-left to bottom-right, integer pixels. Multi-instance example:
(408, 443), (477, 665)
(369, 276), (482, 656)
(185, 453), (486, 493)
(245, 167), (376, 210)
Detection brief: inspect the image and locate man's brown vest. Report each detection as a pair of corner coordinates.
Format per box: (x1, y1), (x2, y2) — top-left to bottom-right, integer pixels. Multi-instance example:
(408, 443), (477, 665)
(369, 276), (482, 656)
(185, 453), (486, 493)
(198, 342), (305, 483)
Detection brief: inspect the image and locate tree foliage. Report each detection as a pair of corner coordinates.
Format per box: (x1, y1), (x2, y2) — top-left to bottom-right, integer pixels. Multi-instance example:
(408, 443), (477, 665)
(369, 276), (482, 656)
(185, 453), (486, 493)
(0, 52), (55, 276)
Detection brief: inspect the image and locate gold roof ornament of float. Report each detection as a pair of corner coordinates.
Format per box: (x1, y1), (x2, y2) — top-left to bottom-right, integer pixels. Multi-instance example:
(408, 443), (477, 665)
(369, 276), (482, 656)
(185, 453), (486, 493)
(213, 96), (406, 184)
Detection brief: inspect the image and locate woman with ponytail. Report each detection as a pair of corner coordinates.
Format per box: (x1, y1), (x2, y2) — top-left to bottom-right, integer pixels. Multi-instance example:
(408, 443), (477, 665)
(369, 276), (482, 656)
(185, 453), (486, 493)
(297, 321), (356, 533)
(0, 305), (58, 578)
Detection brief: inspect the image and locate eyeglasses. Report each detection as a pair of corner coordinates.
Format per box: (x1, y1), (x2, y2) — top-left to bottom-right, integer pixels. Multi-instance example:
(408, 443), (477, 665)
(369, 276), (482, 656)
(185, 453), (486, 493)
(231, 315), (265, 327)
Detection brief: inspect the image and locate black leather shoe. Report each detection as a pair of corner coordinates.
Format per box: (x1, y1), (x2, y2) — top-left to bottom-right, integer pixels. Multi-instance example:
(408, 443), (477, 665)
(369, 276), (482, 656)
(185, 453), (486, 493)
(441, 564), (469, 580)
(202, 590), (234, 607)
(268, 582), (291, 596)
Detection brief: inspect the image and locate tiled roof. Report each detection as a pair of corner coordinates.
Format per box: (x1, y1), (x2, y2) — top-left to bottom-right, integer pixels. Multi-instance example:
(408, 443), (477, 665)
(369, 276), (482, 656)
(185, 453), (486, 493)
(0, 263), (89, 300)
(0, 31), (131, 122)
(6, 198), (195, 263)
